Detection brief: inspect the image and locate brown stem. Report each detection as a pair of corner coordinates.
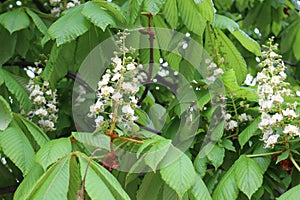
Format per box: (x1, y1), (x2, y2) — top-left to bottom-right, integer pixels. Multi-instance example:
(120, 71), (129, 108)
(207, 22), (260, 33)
(106, 133), (144, 144)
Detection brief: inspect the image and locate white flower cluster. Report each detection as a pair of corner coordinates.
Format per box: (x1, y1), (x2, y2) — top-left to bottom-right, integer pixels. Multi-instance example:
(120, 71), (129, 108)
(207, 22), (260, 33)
(224, 112), (252, 131)
(205, 59), (224, 83)
(26, 68), (58, 132)
(89, 31), (140, 132)
(257, 37), (300, 148)
(49, 0), (80, 17)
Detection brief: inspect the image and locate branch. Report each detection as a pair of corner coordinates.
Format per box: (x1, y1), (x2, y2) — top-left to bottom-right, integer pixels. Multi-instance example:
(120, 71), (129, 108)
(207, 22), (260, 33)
(135, 121), (162, 135)
(283, 60), (297, 66)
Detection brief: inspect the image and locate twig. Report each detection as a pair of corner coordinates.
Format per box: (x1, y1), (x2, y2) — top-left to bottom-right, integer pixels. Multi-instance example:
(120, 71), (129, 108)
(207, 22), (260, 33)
(246, 151), (283, 158)
(290, 153), (300, 172)
(134, 121), (162, 135)
(106, 133), (144, 144)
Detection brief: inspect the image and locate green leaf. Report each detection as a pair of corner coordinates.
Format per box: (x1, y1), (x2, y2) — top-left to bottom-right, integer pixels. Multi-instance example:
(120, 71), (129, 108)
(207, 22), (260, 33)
(238, 117), (261, 148)
(68, 155), (81, 200)
(221, 139), (236, 152)
(207, 145), (225, 169)
(143, 0), (166, 15)
(0, 26), (17, 65)
(0, 68), (32, 112)
(215, 28), (247, 84)
(194, 154), (209, 178)
(35, 138), (72, 170)
(276, 150), (290, 164)
(189, 175), (212, 200)
(82, 2), (116, 31)
(0, 162), (17, 188)
(234, 155), (263, 199)
(0, 126), (35, 175)
(0, 96), (12, 131)
(162, 0), (178, 28)
(136, 173), (164, 200)
(177, 0), (206, 35)
(48, 5), (90, 46)
(26, 8), (47, 35)
(0, 8), (30, 34)
(278, 184), (300, 200)
(252, 143), (272, 173)
(293, 28), (300, 60)
(78, 153), (131, 200)
(13, 163), (44, 200)
(144, 140), (172, 171)
(196, 0), (215, 23)
(127, 0), (144, 24)
(93, 0), (127, 23)
(160, 153), (196, 198)
(27, 155), (70, 200)
(72, 132), (111, 151)
(197, 92), (211, 110)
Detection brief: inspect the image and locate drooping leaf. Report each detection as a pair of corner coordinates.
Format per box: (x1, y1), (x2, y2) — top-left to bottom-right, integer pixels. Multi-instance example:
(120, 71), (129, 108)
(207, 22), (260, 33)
(72, 132), (111, 151)
(189, 175), (212, 200)
(13, 163), (44, 200)
(234, 155), (263, 199)
(143, 0), (166, 16)
(160, 152), (196, 198)
(206, 145), (225, 169)
(162, 0), (178, 28)
(35, 138), (72, 170)
(278, 184), (300, 200)
(26, 8), (48, 35)
(0, 8), (30, 34)
(27, 155), (71, 200)
(0, 126), (35, 175)
(0, 96), (12, 130)
(136, 173), (164, 200)
(177, 0), (206, 35)
(78, 153), (131, 200)
(0, 68), (32, 112)
(0, 26), (17, 65)
(82, 2), (116, 31)
(238, 117), (261, 148)
(48, 5), (90, 46)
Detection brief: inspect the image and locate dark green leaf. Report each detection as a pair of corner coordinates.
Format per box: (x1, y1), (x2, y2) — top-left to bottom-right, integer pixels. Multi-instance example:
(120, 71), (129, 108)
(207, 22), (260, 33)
(136, 173), (163, 200)
(0, 26), (17, 65)
(189, 175), (212, 200)
(0, 95), (12, 130)
(238, 117), (261, 148)
(276, 150), (290, 164)
(127, 0), (144, 24)
(26, 8), (48, 35)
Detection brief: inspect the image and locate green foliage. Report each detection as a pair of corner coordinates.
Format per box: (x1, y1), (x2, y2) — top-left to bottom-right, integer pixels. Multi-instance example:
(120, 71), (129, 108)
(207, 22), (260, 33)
(0, 8), (30, 34)
(0, 96), (12, 130)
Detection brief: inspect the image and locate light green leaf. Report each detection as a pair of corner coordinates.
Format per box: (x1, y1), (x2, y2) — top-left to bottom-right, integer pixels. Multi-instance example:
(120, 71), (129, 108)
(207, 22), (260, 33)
(252, 143), (272, 173)
(177, 0), (206, 35)
(13, 163), (44, 200)
(144, 140), (172, 171)
(127, 0), (144, 24)
(72, 132), (111, 151)
(276, 150), (290, 164)
(0, 96), (12, 131)
(212, 164), (239, 200)
(143, 0), (166, 15)
(198, 92), (211, 110)
(162, 0), (178, 28)
(160, 153), (196, 198)
(293, 28), (300, 60)
(136, 173), (163, 200)
(35, 138), (72, 170)
(0, 68), (32, 112)
(0, 26), (17, 65)
(194, 154), (209, 178)
(196, 0), (215, 22)
(207, 145), (225, 169)
(27, 155), (70, 200)
(78, 153), (131, 200)
(234, 155), (263, 199)
(0, 8), (30, 34)
(215, 28), (247, 84)
(93, 0), (127, 23)
(238, 117), (261, 148)
(221, 139), (236, 152)
(48, 5), (90, 46)
(189, 175), (212, 200)
(68, 155), (81, 200)
(82, 2), (116, 31)
(278, 184), (300, 200)
(26, 8), (48, 35)
(0, 126), (35, 175)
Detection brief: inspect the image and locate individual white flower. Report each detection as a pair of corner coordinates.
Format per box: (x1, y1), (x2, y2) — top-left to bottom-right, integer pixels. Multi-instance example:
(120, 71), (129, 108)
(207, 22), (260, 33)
(238, 113), (248, 122)
(122, 105), (134, 115)
(34, 96), (46, 104)
(296, 91), (300, 97)
(129, 96), (138, 104)
(213, 68), (224, 76)
(256, 72), (268, 82)
(126, 63), (136, 71)
(282, 108), (298, 118)
(66, 2), (75, 8)
(272, 113), (283, 122)
(158, 69), (169, 77)
(226, 120), (238, 130)
(271, 76), (281, 84)
(283, 124), (299, 136)
(244, 74), (254, 86)
(35, 108), (48, 117)
(101, 86), (114, 96)
(112, 92), (122, 100)
(95, 116), (104, 126)
(224, 113), (231, 120)
(265, 134), (280, 148)
(208, 62), (217, 69)
(111, 73), (121, 81)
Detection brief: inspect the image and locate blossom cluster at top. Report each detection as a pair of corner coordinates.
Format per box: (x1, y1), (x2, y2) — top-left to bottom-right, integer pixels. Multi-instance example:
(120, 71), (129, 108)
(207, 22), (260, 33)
(49, 0), (80, 16)
(26, 68), (59, 132)
(88, 31), (140, 132)
(256, 37), (299, 148)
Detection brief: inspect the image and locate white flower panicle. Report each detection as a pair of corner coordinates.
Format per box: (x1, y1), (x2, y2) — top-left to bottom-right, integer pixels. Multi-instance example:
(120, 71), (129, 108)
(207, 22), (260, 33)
(256, 37), (300, 148)
(89, 31), (140, 132)
(26, 68), (59, 132)
(49, 0), (80, 17)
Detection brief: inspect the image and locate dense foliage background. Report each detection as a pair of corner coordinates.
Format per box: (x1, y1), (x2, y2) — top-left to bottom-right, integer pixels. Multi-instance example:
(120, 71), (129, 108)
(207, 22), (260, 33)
(1, 0), (300, 199)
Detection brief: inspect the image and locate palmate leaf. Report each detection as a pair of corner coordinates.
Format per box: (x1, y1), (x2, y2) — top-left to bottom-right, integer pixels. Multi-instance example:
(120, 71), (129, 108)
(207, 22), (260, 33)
(35, 138), (72, 170)
(162, 0), (178, 28)
(160, 152), (196, 198)
(0, 126), (35, 175)
(177, 0), (206, 35)
(0, 68), (32, 112)
(78, 153), (131, 200)
(82, 2), (116, 31)
(278, 184), (300, 200)
(27, 155), (71, 200)
(0, 96), (12, 130)
(234, 155), (263, 199)
(0, 8), (30, 34)
(48, 4), (90, 46)
(238, 117), (261, 148)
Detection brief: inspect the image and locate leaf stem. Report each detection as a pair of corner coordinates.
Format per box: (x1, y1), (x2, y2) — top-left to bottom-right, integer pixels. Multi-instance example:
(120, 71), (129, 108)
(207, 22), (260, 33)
(290, 153), (300, 172)
(106, 133), (144, 144)
(246, 151), (283, 158)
